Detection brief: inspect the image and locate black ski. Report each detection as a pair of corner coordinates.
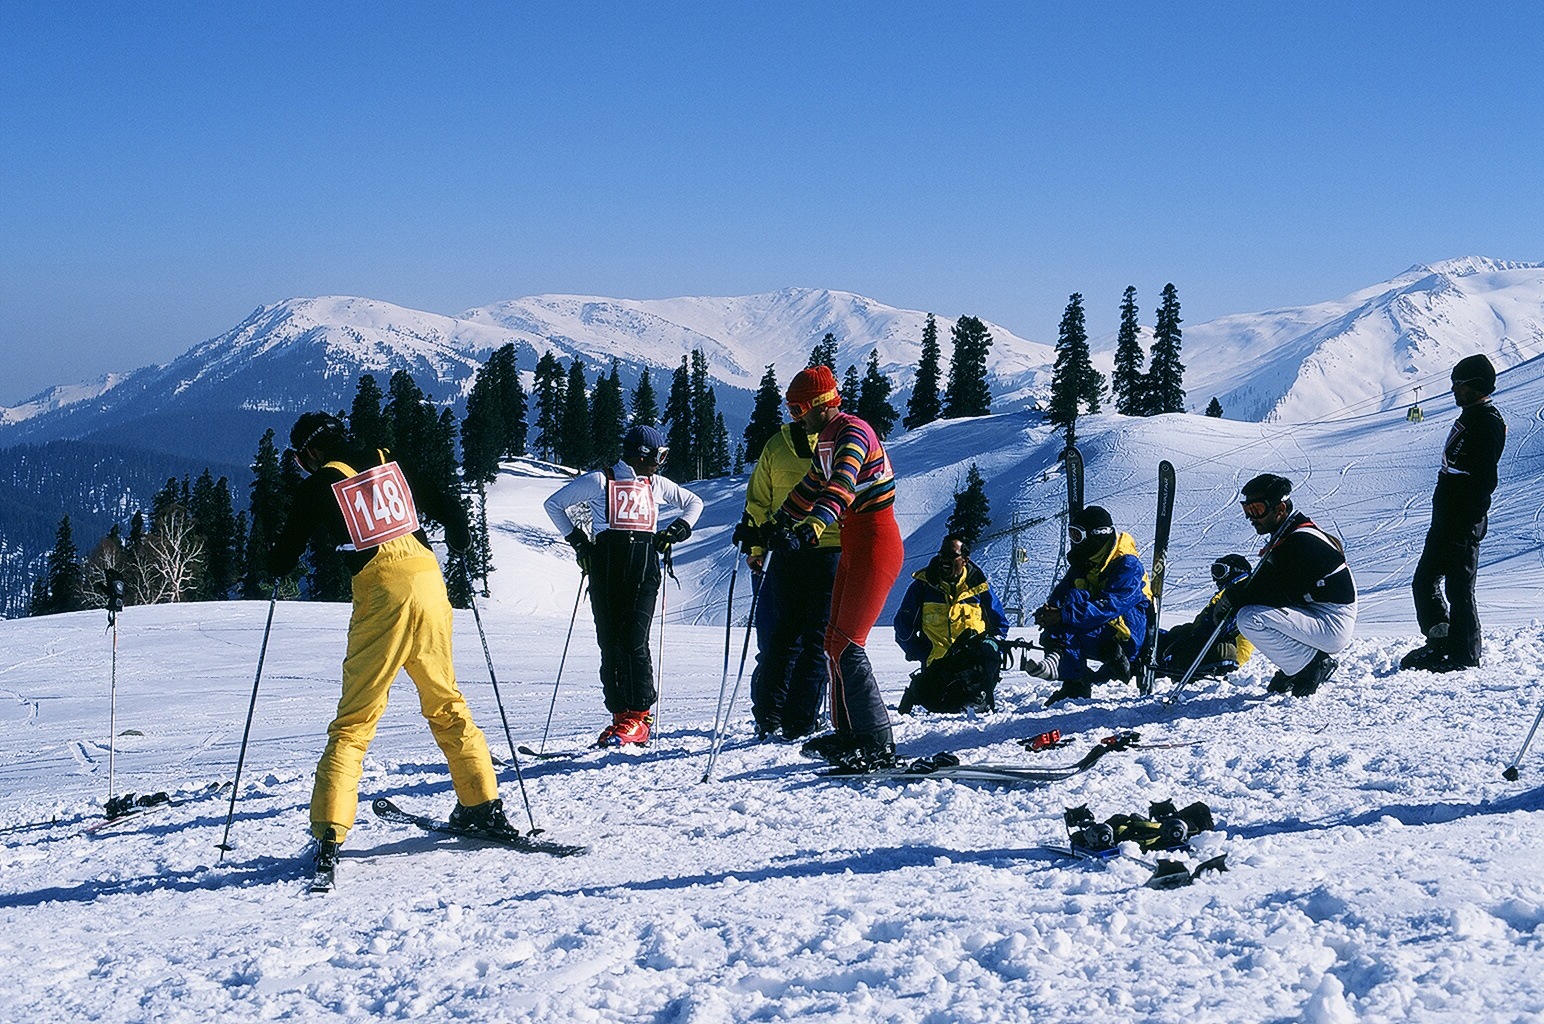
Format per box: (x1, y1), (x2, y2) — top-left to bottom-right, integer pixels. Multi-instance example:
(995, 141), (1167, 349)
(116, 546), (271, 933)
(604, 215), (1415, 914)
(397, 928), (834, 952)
(1064, 444), (1084, 520)
(308, 860), (337, 894)
(821, 733), (1145, 785)
(371, 797), (588, 857)
(514, 745), (569, 761)
(1136, 460), (1176, 694)
(80, 780), (232, 837)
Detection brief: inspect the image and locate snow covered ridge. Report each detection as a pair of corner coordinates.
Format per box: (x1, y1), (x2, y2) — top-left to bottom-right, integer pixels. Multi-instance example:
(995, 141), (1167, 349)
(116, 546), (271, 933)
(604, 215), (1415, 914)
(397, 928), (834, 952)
(4, 257), (1543, 453)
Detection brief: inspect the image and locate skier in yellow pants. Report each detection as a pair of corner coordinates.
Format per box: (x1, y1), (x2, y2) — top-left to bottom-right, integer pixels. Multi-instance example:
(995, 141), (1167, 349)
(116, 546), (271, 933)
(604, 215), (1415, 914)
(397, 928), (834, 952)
(271, 412), (508, 876)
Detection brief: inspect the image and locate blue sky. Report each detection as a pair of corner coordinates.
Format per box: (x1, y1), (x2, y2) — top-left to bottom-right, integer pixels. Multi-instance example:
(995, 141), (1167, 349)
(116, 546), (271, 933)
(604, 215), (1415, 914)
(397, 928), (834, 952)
(3, 2), (1541, 404)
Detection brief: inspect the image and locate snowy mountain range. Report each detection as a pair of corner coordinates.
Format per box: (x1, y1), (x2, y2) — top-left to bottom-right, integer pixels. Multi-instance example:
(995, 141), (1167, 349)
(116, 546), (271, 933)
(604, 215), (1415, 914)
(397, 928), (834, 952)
(5, 255), (1540, 469)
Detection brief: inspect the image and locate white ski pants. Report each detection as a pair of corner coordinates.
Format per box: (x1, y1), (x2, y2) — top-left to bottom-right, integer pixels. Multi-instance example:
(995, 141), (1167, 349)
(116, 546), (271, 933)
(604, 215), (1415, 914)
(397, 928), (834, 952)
(1235, 600), (1357, 675)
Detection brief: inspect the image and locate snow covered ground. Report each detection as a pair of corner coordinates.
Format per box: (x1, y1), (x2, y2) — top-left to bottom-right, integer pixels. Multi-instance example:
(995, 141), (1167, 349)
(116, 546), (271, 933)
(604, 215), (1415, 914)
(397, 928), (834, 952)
(5, 358), (1544, 1022)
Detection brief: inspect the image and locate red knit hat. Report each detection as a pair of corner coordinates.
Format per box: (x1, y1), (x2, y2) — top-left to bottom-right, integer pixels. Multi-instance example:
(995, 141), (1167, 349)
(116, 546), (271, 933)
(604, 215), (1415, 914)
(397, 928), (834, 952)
(786, 365), (842, 417)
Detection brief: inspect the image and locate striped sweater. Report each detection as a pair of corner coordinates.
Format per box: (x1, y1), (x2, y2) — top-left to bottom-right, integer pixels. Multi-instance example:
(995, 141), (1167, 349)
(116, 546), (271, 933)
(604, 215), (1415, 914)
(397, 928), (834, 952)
(778, 412), (896, 534)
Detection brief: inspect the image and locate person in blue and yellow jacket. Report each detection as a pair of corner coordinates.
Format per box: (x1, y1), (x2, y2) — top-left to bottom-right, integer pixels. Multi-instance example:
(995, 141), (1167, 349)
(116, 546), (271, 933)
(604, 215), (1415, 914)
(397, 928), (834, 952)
(741, 419), (842, 740)
(1024, 505), (1152, 704)
(893, 533), (1009, 714)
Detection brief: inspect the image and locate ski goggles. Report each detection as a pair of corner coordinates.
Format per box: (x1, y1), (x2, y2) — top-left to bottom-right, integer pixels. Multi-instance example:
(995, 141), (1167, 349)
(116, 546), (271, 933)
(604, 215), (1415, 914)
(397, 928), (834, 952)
(1240, 500), (1272, 521)
(1068, 525), (1114, 545)
(1211, 561), (1241, 583)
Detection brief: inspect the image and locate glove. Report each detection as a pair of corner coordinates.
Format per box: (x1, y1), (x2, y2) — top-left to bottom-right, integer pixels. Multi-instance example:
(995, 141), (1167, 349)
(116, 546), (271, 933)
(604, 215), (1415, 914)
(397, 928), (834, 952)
(768, 522), (818, 554)
(1033, 605), (1062, 629)
(730, 515), (760, 554)
(653, 518), (692, 553)
(564, 528), (593, 574)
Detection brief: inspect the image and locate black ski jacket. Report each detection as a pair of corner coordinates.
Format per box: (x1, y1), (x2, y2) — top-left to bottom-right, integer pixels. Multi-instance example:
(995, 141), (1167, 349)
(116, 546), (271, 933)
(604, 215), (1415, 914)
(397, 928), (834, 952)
(1226, 512), (1354, 609)
(269, 446), (471, 578)
(1432, 399), (1506, 529)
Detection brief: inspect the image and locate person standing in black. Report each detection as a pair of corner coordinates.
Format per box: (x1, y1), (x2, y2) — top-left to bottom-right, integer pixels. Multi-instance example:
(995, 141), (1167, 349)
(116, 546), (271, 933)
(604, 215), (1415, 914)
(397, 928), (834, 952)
(1401, 354), (1507, 672)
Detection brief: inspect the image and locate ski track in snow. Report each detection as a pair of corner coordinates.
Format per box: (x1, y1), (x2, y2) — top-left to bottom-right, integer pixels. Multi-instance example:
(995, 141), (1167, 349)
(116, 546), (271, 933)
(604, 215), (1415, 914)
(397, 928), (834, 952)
(4, 402), (1544, 1022)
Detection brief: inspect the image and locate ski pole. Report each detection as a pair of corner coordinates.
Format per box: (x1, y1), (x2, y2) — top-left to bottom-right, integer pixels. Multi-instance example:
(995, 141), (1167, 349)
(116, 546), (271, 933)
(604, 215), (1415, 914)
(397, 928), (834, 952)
(537, 573), (587, 753)
(1502, 694), (1544, 781)
(702, 556), (767, 784)
(217, 587), (278, 860)
(464, 578), (541, 834)
(105, 569), (126, 802)
(653, 573), (667, 735)
(706, 562), (740, 747)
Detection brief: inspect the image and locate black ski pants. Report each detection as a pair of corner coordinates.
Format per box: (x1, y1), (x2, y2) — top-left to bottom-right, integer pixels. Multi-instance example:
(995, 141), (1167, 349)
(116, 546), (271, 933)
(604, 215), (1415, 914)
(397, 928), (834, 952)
(1412, 512), (1486, 666)
(750, 546), (839, 737)
(589, 530), (661, 713)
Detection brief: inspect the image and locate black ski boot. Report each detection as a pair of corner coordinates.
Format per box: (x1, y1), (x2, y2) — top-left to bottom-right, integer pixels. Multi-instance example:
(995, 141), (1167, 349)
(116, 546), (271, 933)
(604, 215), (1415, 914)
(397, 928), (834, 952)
(1288, 651), (1337, 697)
(448, 798), (519, 839)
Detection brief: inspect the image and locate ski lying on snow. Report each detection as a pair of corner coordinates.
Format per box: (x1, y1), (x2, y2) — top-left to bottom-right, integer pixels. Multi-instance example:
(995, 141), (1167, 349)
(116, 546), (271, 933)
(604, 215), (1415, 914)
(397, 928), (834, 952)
(822, 734), (1153, 784)
(79, 780), (233, 837)
(371, 797), (589, 857)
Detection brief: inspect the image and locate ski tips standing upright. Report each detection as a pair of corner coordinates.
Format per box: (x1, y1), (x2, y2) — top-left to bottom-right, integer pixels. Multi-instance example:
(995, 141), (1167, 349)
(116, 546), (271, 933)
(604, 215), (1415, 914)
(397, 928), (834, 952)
(543, 421), (703, 748)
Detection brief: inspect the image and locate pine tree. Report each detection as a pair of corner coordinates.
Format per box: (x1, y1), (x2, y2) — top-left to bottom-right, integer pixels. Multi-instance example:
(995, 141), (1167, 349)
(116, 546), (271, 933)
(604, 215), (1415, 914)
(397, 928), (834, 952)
(243, 429), (288, 597)
(1112, 286), (1146, 416)
(857, 349), (897, 440)
(531, 351), (567, 461)
(904, 314), (944, 431)
(662, 356), (695, 481)
(31, 515), (85, 615)
(190, 470), (240, 600)
(842, 364), (862, 406)
(488, 344), (528, 458)
(690, 350), (718, 480)
(558, 359), (592, 468)
(743, 364), (784, 461)
(946, 464), (992, 548)
(630, 368), (659, 426)
(348, 374), (390, 449)
(944, 315), (994, 418)
(461, 358), (507, 485)
(808, 333), (839, 372)
(385, 371), (431, 467)
(707, 412), (732, 478)
(1146, 283), (1187, 414)
(590, 359), (627, 467)
(1205, 397), (1224, 418)
(1048, 293), (1106, 444)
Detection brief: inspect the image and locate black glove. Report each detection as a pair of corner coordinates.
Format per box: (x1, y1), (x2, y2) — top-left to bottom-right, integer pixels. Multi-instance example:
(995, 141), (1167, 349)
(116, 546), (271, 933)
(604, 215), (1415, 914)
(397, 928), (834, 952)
(653, 518), (692, 553)
(731, 515), (760, 554)
(1033, 605), (1062, 629)
(768, 521), (817, 554)
(565, 528), (593, 574)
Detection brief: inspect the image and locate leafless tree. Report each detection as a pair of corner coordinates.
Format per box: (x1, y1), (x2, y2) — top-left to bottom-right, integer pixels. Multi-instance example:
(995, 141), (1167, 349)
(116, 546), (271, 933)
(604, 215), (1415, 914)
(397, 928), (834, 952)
(139, 506), (205, 604)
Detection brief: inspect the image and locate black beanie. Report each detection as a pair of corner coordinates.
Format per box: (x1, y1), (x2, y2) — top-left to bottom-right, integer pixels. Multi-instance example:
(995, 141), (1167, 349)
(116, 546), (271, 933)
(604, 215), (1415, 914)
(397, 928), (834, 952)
(1073, 505), (1115, 535)
(1240, 473), (1292, 504)
(1451, 354), (1497, 394)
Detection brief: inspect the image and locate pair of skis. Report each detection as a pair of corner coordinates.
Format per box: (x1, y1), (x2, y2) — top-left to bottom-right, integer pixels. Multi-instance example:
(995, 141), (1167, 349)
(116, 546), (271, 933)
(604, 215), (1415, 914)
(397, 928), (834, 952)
(1061, 447), (1175, 697)
(308, 797), (589, 894)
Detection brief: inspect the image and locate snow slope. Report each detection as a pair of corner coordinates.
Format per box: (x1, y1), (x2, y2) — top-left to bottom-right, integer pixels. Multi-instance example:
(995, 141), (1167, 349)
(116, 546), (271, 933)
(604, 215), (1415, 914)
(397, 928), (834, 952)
(4, 362), (1544, 1022)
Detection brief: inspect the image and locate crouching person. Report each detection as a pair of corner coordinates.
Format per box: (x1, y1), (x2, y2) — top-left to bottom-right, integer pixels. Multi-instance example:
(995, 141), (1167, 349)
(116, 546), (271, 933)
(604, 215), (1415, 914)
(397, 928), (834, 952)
(1219, 473), (1356, 697)
(893, 534), (1010, 714)
(1024, 506), (1152, 705)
